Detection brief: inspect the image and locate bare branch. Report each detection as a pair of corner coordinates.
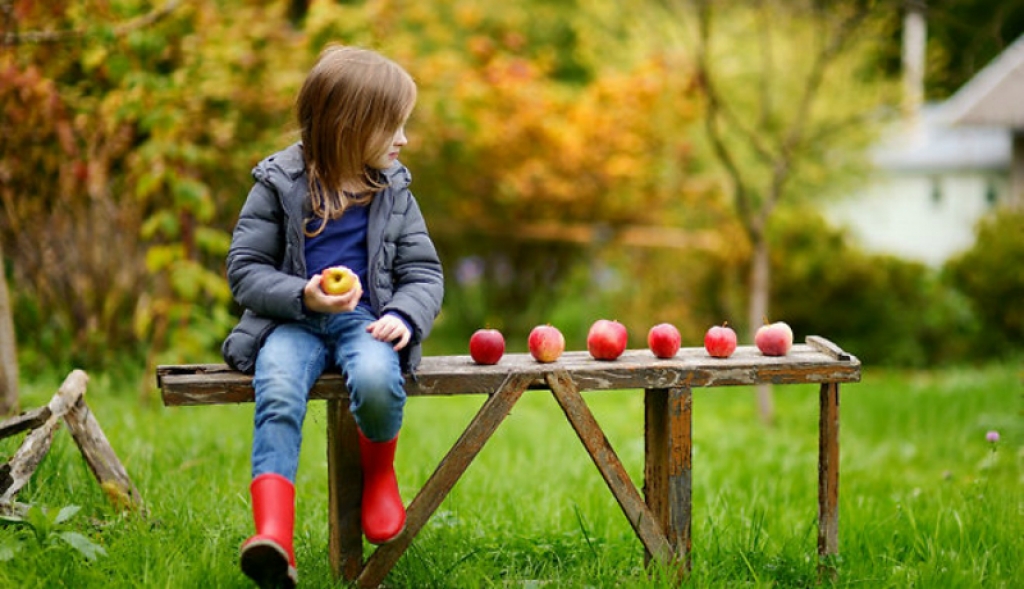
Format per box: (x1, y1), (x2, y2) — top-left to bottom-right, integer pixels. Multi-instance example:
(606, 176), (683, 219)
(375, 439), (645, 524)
(761, 5), (873, 221)
(715, 91), (778, 166)
(2, 1), (181, 47)
(756, 0), (773, 129)
(693, 0), (757, 240)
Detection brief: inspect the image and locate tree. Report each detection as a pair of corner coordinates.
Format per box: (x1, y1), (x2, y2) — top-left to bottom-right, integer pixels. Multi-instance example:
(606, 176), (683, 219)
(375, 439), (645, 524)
(677, 0), (899, 421)
(0, 240), (17, 415)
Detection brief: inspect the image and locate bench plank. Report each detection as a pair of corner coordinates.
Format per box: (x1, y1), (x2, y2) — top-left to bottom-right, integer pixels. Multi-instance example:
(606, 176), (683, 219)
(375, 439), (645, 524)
(157, 339), (860, 406)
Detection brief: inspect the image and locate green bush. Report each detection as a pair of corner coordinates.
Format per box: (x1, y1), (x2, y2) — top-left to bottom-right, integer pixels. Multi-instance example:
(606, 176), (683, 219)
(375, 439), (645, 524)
(943, 207), (1024, 358)
(768, 209), (978, 367)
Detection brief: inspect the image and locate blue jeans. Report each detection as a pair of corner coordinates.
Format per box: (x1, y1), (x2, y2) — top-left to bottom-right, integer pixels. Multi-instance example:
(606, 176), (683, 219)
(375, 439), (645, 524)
(251, 306), (406, 482)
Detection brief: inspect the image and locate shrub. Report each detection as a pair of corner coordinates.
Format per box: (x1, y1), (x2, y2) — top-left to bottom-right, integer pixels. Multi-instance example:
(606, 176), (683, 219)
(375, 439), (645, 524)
(943, 207), (1024, 358)
(768, 209), (978, 367)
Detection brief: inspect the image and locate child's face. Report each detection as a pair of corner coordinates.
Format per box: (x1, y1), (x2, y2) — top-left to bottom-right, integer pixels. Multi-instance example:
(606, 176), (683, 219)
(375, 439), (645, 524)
(368, 126), (408, 170)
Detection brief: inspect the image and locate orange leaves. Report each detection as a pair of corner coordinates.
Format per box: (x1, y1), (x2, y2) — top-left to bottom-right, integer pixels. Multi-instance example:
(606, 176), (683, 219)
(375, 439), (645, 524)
(413, 49), (705, 231)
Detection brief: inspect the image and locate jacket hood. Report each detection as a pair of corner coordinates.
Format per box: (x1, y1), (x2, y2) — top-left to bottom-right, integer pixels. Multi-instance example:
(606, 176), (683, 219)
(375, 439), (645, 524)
(252, 142), (412, 193)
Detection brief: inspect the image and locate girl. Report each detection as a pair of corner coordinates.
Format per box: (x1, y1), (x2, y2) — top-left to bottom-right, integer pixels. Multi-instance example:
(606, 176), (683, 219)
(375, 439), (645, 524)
(221, 45), (444, 588)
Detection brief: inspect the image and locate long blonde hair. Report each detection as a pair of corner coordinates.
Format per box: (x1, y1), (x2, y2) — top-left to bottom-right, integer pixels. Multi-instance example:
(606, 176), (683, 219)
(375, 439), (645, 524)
(297, 46), (417, 237)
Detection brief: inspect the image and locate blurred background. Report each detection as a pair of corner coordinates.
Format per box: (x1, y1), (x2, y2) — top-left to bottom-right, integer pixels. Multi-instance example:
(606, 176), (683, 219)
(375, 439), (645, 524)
(1, 0), (1022, 393)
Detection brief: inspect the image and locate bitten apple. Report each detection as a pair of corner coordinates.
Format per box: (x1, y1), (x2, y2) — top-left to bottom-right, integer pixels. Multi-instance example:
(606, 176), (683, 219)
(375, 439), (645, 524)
(587, 319), (628, 360)
(704, 323), (737, 358)
(528, 325), (565, 363)
(647, 323), (681, 359)
(321, 266), (356, 295)
(469, 328), (505, 365)
(755, 320), (794, 356)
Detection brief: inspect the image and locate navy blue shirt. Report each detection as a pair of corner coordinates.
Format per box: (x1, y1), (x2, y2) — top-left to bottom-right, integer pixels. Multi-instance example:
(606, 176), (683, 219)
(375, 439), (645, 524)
(305, 204), (371, 308)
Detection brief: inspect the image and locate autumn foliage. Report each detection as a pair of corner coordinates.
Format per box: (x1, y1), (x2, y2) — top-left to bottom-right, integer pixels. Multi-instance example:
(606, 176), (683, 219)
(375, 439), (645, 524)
(8, 1), (1001, 372)
(0, 1), (716, 369)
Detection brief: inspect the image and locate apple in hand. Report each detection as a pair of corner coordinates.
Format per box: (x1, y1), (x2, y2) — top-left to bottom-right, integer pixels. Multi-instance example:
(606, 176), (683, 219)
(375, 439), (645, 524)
(647, 323), (681, 359)
(321, 266), (357, 295)
(528, 325), (565, 363)
(469, 328), (505, 365)
(755, 320), (794, 356)
(587, 319), (628, 361)
(704, 323), (737, 358)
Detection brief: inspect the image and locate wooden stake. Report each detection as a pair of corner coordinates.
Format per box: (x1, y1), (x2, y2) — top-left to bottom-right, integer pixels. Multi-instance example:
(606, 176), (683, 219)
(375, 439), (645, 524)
(0, 369), (144, 514)
(63, 394), (145, 513)
(0, 370), (87, 504)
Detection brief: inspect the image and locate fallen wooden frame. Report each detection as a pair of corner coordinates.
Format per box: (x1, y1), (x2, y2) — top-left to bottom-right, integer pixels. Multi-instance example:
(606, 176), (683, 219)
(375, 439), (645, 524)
(158, 335), (860, 586)
(0, 370), (143, 515)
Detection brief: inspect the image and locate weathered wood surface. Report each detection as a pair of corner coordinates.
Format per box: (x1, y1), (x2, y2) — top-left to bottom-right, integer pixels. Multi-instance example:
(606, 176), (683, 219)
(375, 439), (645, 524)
(326, 399), (363, 581)
(644, 386), (692, 572)
(64, 396), (145, 512)
(0, 370), (88, 504)
(158, 336), (860, 406)
(354, 372), (534, 588)
(0, 406), (51, 440)
(818, 381), (841, 580)
(547, 370), (673, 561)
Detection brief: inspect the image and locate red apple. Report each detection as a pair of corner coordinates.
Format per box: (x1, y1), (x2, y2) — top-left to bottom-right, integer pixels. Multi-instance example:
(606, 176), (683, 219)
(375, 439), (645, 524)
(647, 323), (681, 359)
(587, 319), (628, 361)
(755, 320), (794, 356)
(321, 266), (357, 295)
(704, 323), (737, 358)
(528, 325), (565, 363)
(469, 328), (505, 365)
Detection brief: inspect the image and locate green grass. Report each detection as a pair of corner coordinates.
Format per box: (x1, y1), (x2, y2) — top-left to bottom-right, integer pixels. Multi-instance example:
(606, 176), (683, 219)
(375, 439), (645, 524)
(1, 363), (1020, 588)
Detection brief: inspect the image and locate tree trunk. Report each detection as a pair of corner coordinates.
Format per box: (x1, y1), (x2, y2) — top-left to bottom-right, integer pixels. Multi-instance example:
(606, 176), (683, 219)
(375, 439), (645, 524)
(0, 241), (19, 416)
(748, 236), (775, 425)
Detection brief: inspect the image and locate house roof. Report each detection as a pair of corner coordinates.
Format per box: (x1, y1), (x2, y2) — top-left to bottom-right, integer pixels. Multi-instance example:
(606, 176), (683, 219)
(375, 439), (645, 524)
(943, 34), (1024, 129)
(871, 104), (1011, 172)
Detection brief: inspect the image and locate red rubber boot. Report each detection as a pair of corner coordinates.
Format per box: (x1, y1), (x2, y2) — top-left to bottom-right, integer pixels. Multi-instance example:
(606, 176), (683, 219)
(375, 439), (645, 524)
(239, 473), (298, 588)
(358, 431), (407, 544)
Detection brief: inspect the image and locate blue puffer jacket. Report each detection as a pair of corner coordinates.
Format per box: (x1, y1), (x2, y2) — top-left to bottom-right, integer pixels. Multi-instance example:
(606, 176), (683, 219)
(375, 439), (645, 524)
(221, 142), (445, 374)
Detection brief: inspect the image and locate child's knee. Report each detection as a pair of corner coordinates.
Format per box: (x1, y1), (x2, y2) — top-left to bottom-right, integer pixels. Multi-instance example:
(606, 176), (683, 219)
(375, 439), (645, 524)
(349, 369), (405, 439)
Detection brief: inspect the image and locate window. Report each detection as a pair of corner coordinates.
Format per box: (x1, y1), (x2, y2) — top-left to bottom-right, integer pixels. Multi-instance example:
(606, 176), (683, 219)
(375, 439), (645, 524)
(985, 179), (998, 207)
(930, 176), (942, 206)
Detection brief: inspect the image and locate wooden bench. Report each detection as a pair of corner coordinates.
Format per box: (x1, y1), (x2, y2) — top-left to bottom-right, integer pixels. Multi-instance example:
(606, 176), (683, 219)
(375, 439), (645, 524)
(157, 335), (859, 587)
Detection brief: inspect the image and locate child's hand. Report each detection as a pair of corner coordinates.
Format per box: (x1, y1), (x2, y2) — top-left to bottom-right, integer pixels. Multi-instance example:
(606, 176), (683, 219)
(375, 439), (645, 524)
(367, 314), (411, 351)
(303, 274), (362, 314)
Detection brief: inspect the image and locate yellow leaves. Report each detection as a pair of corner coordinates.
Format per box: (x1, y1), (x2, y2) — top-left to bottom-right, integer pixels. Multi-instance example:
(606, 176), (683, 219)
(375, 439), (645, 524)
(414, 47), (703, 228)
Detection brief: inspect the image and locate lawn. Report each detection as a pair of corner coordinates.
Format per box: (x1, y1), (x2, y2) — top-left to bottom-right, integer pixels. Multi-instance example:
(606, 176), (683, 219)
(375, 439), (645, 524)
(1, 362), (1020, 588)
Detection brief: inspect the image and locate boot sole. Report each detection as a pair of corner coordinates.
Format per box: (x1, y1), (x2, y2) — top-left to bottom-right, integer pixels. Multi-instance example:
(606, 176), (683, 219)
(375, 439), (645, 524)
(240, 540), (298, 589)
(366, 523), (407, 546)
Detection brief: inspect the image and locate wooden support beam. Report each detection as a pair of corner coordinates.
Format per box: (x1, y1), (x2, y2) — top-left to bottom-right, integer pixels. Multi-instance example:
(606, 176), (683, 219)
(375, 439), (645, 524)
(354, 372), (533, 588)
(644, 386), (692, 574)
(818, 381), (841, 581)
(0, 406), (51, 440)
(63, 394), (145, 512)
(547, 370), (673, 562)
(327, 398), (363, 581)
(0, 370), (87, 504)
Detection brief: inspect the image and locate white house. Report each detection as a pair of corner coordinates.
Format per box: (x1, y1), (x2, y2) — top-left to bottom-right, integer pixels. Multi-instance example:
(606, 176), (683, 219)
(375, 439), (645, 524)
(827, 32), (1024, 267)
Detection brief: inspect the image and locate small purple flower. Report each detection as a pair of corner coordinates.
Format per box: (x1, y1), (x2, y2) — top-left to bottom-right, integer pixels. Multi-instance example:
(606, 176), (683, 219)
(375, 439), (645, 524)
(985, 430), (1000, 444)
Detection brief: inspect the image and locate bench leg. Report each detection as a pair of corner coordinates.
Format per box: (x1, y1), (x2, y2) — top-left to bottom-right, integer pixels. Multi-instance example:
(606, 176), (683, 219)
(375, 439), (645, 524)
(546, 372), (672, 561)
(327, 398), (363, 581)
(818, 382), (840, 581)
(644, 386), (692, 576)
(355, 372), (534, 588)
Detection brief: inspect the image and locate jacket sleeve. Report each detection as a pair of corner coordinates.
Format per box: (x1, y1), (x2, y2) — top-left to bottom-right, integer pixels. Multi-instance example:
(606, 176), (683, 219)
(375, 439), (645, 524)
(225, 182), (309, 321)
(381, 194), (444, 344)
